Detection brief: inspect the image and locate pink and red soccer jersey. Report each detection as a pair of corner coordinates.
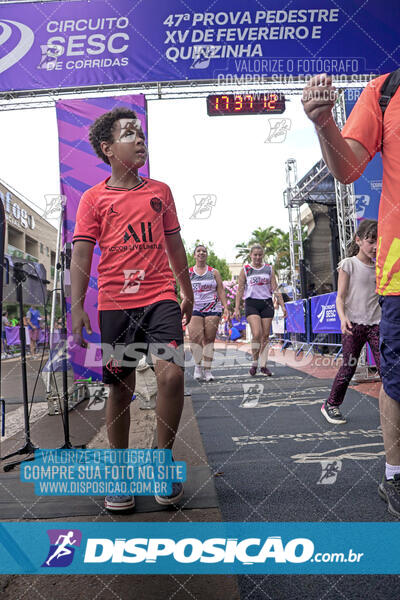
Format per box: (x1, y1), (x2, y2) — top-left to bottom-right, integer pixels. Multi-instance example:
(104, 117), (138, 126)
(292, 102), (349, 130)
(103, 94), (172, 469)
(72, 177), (180, 310)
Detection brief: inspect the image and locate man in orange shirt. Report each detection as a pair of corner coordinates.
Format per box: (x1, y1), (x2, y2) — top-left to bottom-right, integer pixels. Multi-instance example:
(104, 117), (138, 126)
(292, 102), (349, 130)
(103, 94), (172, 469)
(71, 108), (193, 512)
(303, 73), (400, 518)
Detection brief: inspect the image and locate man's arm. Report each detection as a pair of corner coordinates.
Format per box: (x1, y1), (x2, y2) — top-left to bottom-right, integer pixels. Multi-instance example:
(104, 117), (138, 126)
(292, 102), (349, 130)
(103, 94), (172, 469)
(302, 74), (370, 183)
(336, 268), (352, 335)
(70, 241), (94, 346)
(234, 269), (246, 319)
(270, 268), (287, 318)
(165, 232), (194, 326)
(213, 269), (229, 318)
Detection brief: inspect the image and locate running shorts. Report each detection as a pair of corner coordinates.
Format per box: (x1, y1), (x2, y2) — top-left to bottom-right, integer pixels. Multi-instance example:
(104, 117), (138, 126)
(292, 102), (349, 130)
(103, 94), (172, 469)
(379, 295), (400, 402)
(192, 310), (222, 318)
(245, 297), (274, 319)
(99, 300), (184, 384)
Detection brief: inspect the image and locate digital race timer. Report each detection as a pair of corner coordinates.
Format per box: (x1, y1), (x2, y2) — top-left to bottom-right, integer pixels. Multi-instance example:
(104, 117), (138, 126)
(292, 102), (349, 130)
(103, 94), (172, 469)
(207, 93), (285, 116)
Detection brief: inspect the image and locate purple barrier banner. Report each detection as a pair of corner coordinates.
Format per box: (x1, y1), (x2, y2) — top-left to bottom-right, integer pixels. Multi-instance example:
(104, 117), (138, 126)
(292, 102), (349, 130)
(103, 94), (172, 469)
(0, 1), (399, 94)
(310, 292), (341, 334)
(285, 300), (305, 334)
(57, 95), (149, 380)
(5, 325), (20, 345)
(366, 343), (376, 367)
(5, 327), (62, 346)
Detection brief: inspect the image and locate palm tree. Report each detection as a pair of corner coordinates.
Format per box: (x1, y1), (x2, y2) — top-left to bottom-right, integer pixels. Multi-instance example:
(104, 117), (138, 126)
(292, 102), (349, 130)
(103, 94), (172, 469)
(235, 227), (291, 279)
(235, 242), (250, 262)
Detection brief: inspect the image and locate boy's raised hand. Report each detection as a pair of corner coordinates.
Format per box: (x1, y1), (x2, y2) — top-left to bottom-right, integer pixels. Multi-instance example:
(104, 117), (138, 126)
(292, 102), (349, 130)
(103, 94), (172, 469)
(302, 74), (337, 127)
(71, 308), (92, 347)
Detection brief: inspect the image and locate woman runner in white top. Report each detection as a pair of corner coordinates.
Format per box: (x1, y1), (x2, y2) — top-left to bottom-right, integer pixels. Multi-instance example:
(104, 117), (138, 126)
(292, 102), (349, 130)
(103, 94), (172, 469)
(234, 244), (287, 376)
(188, 245), (229, 381)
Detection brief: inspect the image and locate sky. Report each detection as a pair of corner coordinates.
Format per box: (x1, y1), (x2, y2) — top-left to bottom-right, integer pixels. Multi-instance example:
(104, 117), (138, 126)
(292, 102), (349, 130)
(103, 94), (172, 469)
(0, 90), (322, 262)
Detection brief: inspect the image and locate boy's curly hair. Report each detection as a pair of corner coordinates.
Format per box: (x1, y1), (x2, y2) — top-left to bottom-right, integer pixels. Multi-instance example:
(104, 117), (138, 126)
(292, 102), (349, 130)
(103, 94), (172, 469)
(88, 108), (139, 165)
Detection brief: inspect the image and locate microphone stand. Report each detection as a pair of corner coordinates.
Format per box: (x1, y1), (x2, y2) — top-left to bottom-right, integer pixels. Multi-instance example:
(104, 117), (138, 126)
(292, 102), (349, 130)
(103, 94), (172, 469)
(2, 262), (39, 471)
(57, 248), (85, 451)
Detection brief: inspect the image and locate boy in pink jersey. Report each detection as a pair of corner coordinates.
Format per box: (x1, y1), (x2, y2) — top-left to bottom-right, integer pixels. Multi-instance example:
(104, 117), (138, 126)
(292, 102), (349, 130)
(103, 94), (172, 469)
(71, 108), (193, 512)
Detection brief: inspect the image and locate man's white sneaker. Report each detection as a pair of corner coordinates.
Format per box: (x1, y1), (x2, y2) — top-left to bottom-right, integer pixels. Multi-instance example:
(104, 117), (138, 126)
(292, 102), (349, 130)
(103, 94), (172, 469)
(194, 365), (204, 380)
(204, 369), (214, 382)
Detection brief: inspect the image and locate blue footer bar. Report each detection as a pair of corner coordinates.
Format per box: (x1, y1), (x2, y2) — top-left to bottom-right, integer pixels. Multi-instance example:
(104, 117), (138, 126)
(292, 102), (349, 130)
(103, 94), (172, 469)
(0, 522), (398, 574)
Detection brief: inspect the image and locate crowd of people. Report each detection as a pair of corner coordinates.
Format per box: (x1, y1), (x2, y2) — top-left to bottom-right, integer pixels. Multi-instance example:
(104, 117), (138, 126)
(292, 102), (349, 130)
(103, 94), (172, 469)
(67, 67), (399, 519)
(0, 307), (61, 358)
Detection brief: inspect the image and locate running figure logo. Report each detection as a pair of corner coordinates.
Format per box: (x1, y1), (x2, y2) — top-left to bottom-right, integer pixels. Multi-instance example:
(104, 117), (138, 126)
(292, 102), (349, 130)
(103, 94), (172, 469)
(191, 46), (217, 69)
(37, 43), (63, 70)
(317, 304), (327, 323)
(42, 194), (65, 219)
(42, 529), (82, 567)
(190, 194), (217, 219)
(121, 269), (145, 294)
(317, 460), (343, 485)
(241, 383), (264, 408)
(265, 118), (291, 143)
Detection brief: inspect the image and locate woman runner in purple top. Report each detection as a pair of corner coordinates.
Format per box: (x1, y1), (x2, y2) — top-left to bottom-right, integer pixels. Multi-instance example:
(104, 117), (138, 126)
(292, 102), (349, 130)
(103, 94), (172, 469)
(188, 244), (229, 381)
(234, 244), (287, 376)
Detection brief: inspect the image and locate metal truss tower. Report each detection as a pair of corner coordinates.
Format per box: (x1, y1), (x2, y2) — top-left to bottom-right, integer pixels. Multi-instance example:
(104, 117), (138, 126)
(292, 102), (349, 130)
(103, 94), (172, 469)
(284, 158), (303, 300)
(332, 92), (357, 259)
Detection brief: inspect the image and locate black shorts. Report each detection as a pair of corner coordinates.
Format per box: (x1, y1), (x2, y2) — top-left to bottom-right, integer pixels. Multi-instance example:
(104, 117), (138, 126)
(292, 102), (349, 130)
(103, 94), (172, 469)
(379, 295), (400, 403)
(192, 310), (222, 318)
(245, 297), (274, 319)
(99, 300), (184, 384)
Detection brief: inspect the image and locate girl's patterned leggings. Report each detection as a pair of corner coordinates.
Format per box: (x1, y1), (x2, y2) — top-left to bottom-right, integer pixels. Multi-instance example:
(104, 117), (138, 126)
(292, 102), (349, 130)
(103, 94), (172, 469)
(327, 323), (381, 406)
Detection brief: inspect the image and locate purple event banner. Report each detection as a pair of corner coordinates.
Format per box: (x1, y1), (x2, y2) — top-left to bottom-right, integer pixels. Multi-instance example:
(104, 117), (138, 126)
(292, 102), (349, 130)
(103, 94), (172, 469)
(0, 1), (400, 94)
(285, 300), (305, 334)
(4, 326), (61, 346)
(56, 95), (149, 380)
(310, 292), (341, 334)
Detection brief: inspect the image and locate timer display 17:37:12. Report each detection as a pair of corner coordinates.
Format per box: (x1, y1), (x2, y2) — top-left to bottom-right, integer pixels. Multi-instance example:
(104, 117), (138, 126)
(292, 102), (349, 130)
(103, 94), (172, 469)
(207, 93), (285, 116)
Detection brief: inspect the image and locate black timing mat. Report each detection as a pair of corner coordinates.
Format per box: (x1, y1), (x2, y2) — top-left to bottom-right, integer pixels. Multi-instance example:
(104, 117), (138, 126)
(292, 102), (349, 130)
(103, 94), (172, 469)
(188, 355), (394, 599)
(0, 465), (217, 519)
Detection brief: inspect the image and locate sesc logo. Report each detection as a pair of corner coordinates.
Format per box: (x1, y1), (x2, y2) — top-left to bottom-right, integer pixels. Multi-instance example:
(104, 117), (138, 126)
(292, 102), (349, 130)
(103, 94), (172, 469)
(0, 20), (34, 74)
(316, 303), (336, 324)
(84, 536), (314, 564)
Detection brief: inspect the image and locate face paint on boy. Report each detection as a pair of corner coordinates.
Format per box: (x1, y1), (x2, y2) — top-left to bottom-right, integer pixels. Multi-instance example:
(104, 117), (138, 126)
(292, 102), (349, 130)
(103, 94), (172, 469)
(115, 118), (144, 143)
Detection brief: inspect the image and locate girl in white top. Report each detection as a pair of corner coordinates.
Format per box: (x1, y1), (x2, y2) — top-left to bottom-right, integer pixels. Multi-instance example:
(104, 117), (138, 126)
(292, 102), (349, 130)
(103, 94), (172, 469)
(188, 244), (229, 381)
(322, 219), (381, 425)
(234, 244), (287, 377)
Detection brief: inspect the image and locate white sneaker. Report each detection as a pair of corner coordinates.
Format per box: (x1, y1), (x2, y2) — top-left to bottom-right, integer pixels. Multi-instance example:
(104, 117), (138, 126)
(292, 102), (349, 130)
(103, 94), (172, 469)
(194, 365), (204, 380)
(204, 369), (214, 382)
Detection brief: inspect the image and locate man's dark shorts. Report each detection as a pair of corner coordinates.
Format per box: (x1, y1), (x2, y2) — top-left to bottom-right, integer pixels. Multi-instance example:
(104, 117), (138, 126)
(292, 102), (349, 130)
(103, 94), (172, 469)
(99, 300), (184, 385)
(379, 295), (400, 402)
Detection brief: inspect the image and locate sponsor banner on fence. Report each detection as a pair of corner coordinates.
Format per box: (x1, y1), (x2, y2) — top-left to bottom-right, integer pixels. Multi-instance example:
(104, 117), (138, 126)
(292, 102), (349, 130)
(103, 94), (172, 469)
(0, 1), (399, 93)
(310, 292), (341, 334)
(285, 300), (305, 334)
(345, 89), (382, 223)
(1, 522), (400, 574)
(4, 326), (61, 346)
